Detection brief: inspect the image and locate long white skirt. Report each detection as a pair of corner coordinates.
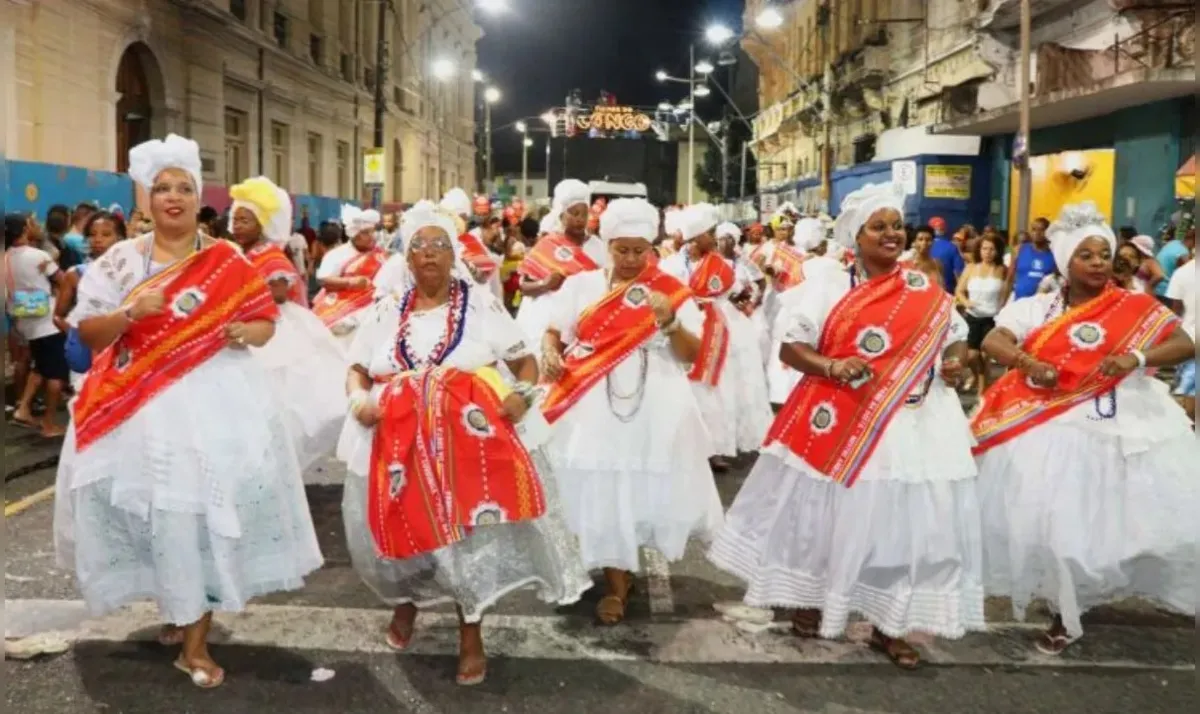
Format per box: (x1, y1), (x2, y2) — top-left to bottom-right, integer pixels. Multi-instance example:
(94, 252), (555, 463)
(692, 305), (773, 456)
(341, 450), (591, 623)
(514, 293), (553, 348)
(978, 418), (1198, 638)
(252, 302), (348, 474)
(548, 348), (725, 572)
(54, 352), (323, 625)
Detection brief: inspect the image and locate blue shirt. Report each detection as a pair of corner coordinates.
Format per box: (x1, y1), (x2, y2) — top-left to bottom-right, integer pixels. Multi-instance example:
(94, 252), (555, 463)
(929, 237), (964, 293)
(1155, 240), (1188, 297)
(1012, 242), (1055, 299)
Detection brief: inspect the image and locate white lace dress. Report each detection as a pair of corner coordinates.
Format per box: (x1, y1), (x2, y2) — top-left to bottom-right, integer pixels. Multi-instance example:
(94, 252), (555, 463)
(766, 254), (846, 404)
(545, 270), (725, 572)
(658, 252), (772, 456)
(315, 243), (380, 348)
(53, 238), (323, 626)
(709, 269), (986, 640)
(335, 284), (590, 622)
(977, 291), (1199, 638)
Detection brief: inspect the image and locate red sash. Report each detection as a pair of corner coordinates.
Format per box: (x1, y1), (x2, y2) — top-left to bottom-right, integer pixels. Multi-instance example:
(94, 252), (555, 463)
(246, 242), (307, 307)
(686, 253), (734, 387)
(771, 243), (807, 290)
(766, 268), (952, 487)
(72, 241), (279, 451)
(519, 234), (598, 282)
(748, 242), (769, 267)
(368, 367), (547, 559)
(312, 248), (385, 328)
(459, 232), (499, 279)
(971, 287), (1178, 454)
(541, 266), (691, 423)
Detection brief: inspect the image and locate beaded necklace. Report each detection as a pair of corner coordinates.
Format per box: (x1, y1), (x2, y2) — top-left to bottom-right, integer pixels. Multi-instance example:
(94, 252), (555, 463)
(392, 278), (470, 370)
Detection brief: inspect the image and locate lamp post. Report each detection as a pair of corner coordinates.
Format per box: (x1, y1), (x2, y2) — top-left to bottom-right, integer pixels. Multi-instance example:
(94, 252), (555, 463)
(515, 120), (529, 201)
(656, 45), (707, 204)
(483, 86), (501, 190)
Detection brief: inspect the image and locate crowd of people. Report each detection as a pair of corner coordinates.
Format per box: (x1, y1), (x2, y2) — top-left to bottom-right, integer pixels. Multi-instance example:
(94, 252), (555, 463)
(3, 132), (1195, 690)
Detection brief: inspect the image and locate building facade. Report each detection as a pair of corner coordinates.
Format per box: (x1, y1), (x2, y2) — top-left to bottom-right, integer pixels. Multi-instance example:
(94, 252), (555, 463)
(0, 0), (479, 219)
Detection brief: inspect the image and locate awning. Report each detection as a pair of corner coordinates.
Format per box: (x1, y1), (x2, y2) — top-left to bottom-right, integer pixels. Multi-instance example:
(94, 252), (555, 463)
(931, 67), (1194, 136)
(1177, 155), (1196, 200)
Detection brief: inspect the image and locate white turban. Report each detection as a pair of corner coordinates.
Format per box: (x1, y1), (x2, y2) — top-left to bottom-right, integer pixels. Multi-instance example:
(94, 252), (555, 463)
(832, 182), (906, 249)
(539, 210), (562, 235)
(1047, 201), (1116, 274)
(401, 200), (460, 258)
(663, 208), (685, 237)
(793, 217), (825, 251)
(440, 187), (472, 217)
(127, 134), (203, 193)
(680, 203), (720, 242)
(229, 176), (292, 244)
(553, 179), (591, 210)
(599, 198), (659, 243)
(715, 221), (741, 241)
(341, 204), (381, 237)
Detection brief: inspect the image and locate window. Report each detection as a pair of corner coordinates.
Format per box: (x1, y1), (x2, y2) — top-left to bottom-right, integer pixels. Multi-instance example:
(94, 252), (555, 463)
(307, 133), (323, 194)
(364, 66), (376, 91)
(340, 53), (354, 82)
(223, 108), (248, 187)
(273, 10), (289, 48)
(336, 141), (350, 198)
(230, 0), (246, 22)
(309, 34), (323, 65)
(270, 121), (290, 184)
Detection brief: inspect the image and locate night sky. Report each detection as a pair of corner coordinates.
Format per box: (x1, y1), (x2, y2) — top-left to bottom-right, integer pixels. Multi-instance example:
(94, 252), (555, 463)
(477, 0), (744, 173)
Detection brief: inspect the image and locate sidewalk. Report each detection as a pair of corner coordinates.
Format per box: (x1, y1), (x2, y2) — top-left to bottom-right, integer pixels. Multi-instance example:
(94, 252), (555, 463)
(3, 424), (63, 480)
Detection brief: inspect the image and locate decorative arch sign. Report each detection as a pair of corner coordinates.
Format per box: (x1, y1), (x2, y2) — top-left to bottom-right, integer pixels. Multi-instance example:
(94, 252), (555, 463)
(576, 106), (654, 133)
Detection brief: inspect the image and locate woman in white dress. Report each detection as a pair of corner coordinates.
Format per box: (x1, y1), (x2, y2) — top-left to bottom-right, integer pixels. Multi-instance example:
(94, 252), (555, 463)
(229, 176), (348, 474)
(709, 183), (985, 669)
(54, 135), (322, 688)
(541, 198), (724, 626)
(973, 202), (1197, 655)
(313, 205), (387, 347)
(336, 203), (589, 686)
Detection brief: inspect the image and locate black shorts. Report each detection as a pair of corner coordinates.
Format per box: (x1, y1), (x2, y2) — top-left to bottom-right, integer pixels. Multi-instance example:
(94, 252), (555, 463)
(963, 314), (995, 350)
(28, 332), (69, 382)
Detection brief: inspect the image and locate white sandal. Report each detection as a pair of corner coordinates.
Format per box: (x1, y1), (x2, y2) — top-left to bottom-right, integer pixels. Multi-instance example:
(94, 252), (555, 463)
(173, 658), (225, 689)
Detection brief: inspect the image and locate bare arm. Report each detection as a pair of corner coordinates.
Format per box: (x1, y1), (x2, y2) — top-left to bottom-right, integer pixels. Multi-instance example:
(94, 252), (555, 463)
(504, 353), (539, 384)
(77, 310), (132, 352)
(664, 323), (701, 364)
(346, 363), (371, 395)
(1143, 326), (1195, 369)
(519, 273), (563, 298)
(236, 319), (275, 348)
(953, 264), (973, 309)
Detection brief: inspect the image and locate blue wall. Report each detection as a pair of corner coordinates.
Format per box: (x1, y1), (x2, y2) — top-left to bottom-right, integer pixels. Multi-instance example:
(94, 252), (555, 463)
(5, 160), (134, 218)
(828, 154), (992, 230)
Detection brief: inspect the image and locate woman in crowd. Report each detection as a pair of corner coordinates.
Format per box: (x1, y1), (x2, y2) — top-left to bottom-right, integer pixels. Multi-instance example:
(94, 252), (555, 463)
(53, 210), (127, 388)
(229, 176), (347, 473)
(954, 233), (1007, 394)
(541, 198), (724, 626)
(973, 201), (1197, 655)
(336, 202), (589, 687)
(901, 225), (943, 285)
(53, 134), (322, 688)
(710, 182), (985, 670)
(314, 205), (386, 346)
(1112, 235), (1164, 293)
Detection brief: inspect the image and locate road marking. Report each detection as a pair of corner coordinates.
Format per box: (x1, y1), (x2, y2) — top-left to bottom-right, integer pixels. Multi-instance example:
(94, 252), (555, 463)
(4, 485), (55, 517)
(641, 546), (676, 614)
(5, 598), (1193, 669)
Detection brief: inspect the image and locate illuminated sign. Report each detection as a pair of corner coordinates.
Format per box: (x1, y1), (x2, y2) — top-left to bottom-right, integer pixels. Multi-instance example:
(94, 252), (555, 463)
(575, 106), (653, 133)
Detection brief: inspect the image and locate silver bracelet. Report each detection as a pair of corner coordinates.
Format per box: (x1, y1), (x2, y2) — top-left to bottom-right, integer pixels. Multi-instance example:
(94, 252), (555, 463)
(1131, 349), (1147, 369)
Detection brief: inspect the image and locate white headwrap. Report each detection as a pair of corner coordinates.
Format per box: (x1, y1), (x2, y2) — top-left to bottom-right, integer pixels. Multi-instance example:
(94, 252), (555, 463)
(401, 200), (461, 258)
(663, 208), (685, 238)
(440, 187), (472, 217)
(341, 204), (381, 237)
(680, 203), (720, 242)
(1047, 201), (1116, 274)
(793, 217), (825, 251)
(553, 179), (591, 210)
(715, 221), (741, 241)
(599, 198), (659, 243)
(539, 210), (562, 235)
(127, 134), (203, 193)
(832, 182), (906, 249)
(229, 176), (292, 244)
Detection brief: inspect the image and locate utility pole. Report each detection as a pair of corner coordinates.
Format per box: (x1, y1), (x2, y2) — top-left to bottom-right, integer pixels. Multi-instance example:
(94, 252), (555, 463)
(740, 141), (748, 199)
(1014, 0), (1033, 233)
(485, 102), (494, 190)
(687, 42), (696, 205)
(372, 0), (389, 208)
(521, 136), (529, 202)
(720, 122), (729, 202)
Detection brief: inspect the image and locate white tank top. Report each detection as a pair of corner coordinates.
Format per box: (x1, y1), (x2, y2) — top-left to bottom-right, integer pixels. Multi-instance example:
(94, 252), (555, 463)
(966, 274), (1004, 318)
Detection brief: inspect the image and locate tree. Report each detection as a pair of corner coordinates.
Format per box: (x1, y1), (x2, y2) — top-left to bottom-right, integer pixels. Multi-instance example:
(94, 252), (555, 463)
(693, 117), (756, 202)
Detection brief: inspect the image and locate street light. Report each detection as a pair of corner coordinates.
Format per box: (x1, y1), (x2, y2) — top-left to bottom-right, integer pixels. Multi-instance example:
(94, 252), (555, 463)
(695, 60), (715, 75)
(476, 0), (508, 14)
(657, 101), (673, 111)
(705, 24), (734, 45)
(516, 123), (531, 202)
(756, 6), (784, 30)
(471, 69), (485, 82)
(484, 86), (501, 104)
(694, 84), (712, 98)
(432, 58), (456, 80)
(482, 86), (501, 188)
(539, 111), (555, 124)
(523, 138), (534, 147)
(655, 69), (669, 82)
(514, 120), (527, 133)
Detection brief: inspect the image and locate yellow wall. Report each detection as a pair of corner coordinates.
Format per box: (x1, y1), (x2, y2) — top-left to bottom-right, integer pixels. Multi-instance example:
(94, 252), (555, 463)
(1009, 148), (1115, 228)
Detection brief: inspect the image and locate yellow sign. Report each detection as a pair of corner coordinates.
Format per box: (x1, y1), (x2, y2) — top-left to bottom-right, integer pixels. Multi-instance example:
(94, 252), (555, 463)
(363, 147), (386, 185)
(1009, 149), (1115, 229)
(576, 106), (653, 133)
(923, 165), (972, 199)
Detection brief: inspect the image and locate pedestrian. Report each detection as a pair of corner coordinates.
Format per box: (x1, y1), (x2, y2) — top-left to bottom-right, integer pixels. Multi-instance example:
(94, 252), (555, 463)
(312, 205), (387, 347)
(54, 134), (322, 689)
(54, 210), (127, 388)
(954, 232), (1006, 394)
(927, 215), (965, 294)
(1004, 216), (1055, 302)
(973, 201), (1197, 655)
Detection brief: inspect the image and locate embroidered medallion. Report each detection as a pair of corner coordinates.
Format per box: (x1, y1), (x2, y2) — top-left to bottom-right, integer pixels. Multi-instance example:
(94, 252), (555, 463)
(707, 275), (722, 292)
(553, 245), (575, 262)
(171, 288), (206, 318)
(461, 404), (495, 438)
(1068, 322), (1106, 351)
(324, 293), (338, 305)
(470, 502), (507, 527)
(623, 284), (649, 308)
(386, 462), (407, 499)
(903, 270), (930, 291)
(810, 402), (837, 434)
(855, 326), (891, 358)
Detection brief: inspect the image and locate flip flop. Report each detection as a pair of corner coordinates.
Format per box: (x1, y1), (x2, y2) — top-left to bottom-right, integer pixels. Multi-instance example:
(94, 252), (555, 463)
(1034, 630), (1081, 656)
(173, 658), (225, 689)
(455, 659), (487, 687)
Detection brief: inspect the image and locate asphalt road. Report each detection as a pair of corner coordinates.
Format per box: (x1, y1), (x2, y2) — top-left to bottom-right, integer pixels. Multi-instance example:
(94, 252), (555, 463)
(4, 454), (1194, 714)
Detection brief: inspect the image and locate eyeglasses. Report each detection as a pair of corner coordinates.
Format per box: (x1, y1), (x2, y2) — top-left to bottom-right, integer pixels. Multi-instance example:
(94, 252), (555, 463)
(408, 236), (454, 253)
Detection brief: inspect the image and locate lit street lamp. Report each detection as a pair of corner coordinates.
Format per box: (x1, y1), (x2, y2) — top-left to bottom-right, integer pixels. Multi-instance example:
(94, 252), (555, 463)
(756, 7), (784, 30)
(695, 60), (715, 75)
(705, 24), (734, 45)
(476, 0), (508, 14)
(432, 58), (456, 80)
(516, 122), (530, 201)
(471, 69), (485, 82)
(694, 84), (712, 98)
(654, 48), (707, 203)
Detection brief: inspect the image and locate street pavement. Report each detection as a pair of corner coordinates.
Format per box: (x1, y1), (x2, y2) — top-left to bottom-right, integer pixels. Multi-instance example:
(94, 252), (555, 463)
(4, 452), (1195, 713)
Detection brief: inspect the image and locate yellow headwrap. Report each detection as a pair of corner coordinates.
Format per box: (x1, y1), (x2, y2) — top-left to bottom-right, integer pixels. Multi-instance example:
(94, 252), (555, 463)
(229, 177), (283, 232)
